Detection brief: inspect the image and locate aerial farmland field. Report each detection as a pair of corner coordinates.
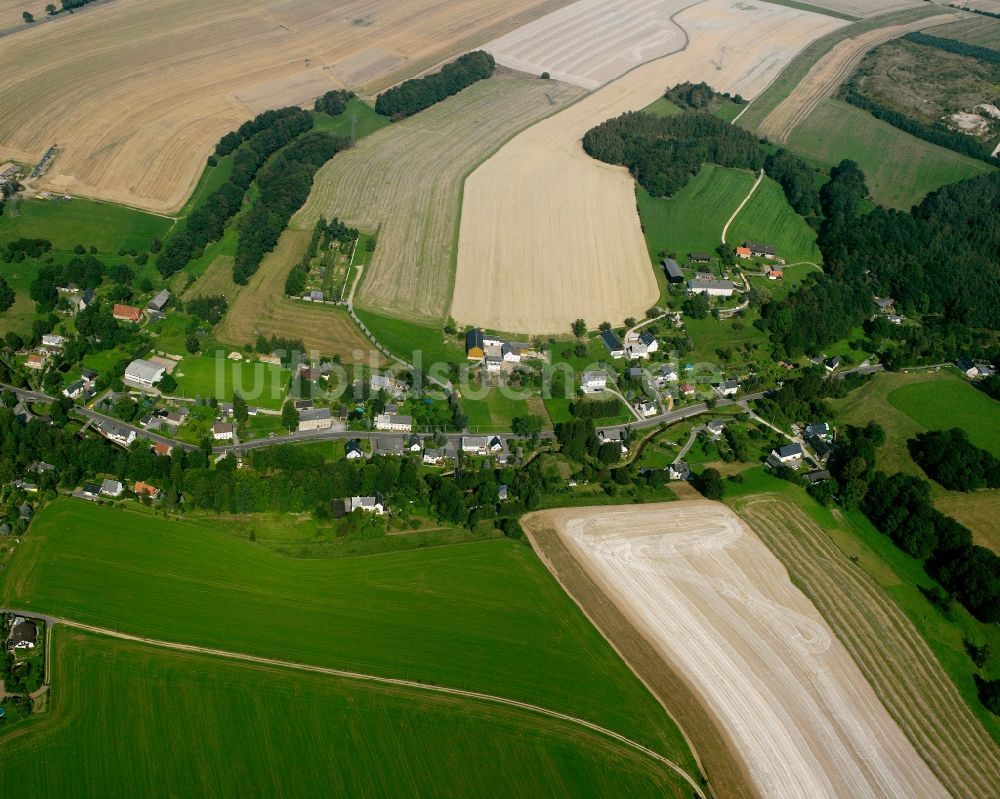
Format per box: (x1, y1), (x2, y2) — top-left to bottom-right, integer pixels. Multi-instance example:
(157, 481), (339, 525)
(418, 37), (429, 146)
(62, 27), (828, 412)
(727, 175), (822, 265)
(527, 501), (948, 798)
(0, 629), (691, 799)
(786, 99), (993, 209)
(2, 499), (698, 764)
(484, 0), (687, 89)
(294, 76), (584, 325)
(0, 0), (578, 213)
(452, 0), (846, 334)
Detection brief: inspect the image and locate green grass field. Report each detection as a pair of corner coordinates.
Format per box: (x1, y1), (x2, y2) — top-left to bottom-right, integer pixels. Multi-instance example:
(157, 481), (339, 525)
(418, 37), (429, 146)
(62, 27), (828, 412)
(926, 16), (1000, 49)
(311, 99), (390, 140)
(725, 468), (1000, 746)
(0, 260), (38, 337)
(354, 308), (466, 366)
(786, 99), (993, 209)
(462, 388), (552, 433)
(2, 500), (697, 765)
(637, 166), (758, 266)
(0, 628), (690, 798)
(888, 373), (1000, 456)
(173, 353), (290, 409)
(727, 175), (821, 264)
(1, 196), (172, 254)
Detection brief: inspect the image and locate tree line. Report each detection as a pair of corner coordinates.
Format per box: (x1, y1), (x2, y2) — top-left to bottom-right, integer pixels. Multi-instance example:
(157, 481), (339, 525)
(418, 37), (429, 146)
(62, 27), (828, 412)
(374, 51), (495, 120)
(841, 85), (1000, 166)
(664, 81), (746, 110)
(908, 429), (1000, 492)
(233, 132), (346, 284)
(904, 31), (1000, 65)
(583, 109), (764, 197)
(820, 421), (1000, 625)
(157, 108), (314, 279)
(314, 89), (355, 117)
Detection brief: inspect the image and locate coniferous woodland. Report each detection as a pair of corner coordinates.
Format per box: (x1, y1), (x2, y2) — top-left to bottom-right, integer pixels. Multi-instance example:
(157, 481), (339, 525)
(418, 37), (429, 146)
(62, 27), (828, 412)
(374, 51), (495, 120)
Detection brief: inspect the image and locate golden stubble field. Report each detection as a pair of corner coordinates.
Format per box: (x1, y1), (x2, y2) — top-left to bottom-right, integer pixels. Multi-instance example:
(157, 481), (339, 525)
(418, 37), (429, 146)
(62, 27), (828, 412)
(0, 0), (576, 213)
(293, 76), (584, 325)
(530, 501), (947, 799)
(452, 0), (847, 334)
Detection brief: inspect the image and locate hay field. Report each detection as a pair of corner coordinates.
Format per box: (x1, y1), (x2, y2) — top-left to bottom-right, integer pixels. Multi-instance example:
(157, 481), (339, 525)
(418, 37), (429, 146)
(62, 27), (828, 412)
(734, 493), (1000, 798)
(294, 76), (584, 325)
(0, 0), (578, 214)
(452, 0), (846, 334)
(215, 229), (382, 365)
(928, 15), (1000, 47)
(0, 629), (690, 798)
(537, 501), (945, 799)
(484, 0), (688, 90)
(757, 10), (962, 143)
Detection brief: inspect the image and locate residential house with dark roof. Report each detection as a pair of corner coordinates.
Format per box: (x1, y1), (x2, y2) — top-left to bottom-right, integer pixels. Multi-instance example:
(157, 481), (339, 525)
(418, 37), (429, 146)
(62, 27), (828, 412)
(601, 330), (626, 359)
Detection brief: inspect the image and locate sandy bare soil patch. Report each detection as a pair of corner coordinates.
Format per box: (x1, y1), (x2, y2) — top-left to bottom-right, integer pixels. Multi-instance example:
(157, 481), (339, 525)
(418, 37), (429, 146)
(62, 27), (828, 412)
(0, 0), (577, 214)
(485, 0), (688, 90)
(534, 501), (946, 799)
(452, 0), (845, 334)
(293, 76), (583, 325)
(758, 10), (962, 142)
(734, 493), (1000, 798)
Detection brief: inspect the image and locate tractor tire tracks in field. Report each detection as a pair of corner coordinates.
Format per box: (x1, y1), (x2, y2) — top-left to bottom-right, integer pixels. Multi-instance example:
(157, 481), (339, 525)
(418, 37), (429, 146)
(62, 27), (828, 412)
(4, 609), (707, 799)
(733, 495), (1000, 799)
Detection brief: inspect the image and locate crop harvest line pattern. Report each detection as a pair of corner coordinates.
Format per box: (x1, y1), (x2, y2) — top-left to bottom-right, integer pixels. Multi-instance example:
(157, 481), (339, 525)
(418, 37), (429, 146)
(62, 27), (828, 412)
(7, 609), (706, 798)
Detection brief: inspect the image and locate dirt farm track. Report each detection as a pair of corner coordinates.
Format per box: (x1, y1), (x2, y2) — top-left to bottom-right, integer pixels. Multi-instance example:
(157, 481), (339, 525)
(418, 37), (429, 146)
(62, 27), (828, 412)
(525, 501), (947, 799)
(0, 0), (577, 213)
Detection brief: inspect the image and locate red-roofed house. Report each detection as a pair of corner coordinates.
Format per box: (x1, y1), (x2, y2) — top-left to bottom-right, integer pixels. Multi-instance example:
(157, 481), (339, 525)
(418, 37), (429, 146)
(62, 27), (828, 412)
(152, 442), (173, 457)
(113, 304), (143, 323)
(735, 246), (752, 259)
(133, 481), (162, 500)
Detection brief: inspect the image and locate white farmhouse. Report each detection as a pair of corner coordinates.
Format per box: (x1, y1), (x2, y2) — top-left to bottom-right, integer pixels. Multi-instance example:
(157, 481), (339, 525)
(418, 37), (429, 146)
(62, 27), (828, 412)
(581, 370), (608, 393)
(346, 496), (385, 515)
(374, 413), (413, 432)
(688, 278), (735, 298)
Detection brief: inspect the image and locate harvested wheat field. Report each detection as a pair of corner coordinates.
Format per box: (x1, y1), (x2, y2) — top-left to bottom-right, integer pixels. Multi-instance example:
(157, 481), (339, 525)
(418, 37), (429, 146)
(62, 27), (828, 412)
(757, 9), (962, 142)
(294, 76), (584, 325)
(484, 0), (688, 90)
(216, 229), (383, 366)
(0, 0), (577, 214)
(527, 501), (946, 799)
(453, 0), (846, 334)
(793, 0), (924, 17)
(734, 494), (1000, 798)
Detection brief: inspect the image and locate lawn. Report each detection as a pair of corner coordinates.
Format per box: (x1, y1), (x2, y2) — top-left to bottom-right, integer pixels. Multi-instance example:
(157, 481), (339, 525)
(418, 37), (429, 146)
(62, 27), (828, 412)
(462, 388), (552, 433)
(311, 98), (390, 140)
(636, 165), (758, 267)
(727, 175), (821, 264)
(888, 375), (1000, 456)
(0, 260), (38, 337)
(746, 261), (822, 302)
(354, 308), (466, 367)
(725, 468), (1000, 747)
(1, 196), (172, 254)
(1, 499), (698, 764)
(0, 629), (692, 798)
(173, 353), (290, 409)
(786, 99), (993, 209)
(683, 310), (769, 373)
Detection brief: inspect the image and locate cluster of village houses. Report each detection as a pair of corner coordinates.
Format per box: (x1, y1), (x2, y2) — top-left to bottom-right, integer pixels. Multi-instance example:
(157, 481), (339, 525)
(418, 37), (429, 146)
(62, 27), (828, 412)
(660, 242), (785, 300)
(465, 329), (547, 374)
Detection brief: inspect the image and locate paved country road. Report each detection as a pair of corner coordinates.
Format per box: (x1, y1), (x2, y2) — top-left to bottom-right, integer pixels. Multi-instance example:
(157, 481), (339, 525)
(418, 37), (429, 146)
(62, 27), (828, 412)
(0, 608), (707, 799)
(2, 383), (768, 455)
